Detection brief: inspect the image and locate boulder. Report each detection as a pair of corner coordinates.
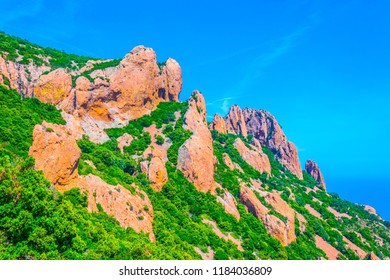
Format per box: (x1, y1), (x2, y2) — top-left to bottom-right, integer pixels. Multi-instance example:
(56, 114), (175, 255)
(28, 121), (81, 191)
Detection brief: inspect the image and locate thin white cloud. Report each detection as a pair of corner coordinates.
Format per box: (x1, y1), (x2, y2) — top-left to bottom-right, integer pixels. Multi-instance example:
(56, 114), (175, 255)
(221, 99), (230, 114)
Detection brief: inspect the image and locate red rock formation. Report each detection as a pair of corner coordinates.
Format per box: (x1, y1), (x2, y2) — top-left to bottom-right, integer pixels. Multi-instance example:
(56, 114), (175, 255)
(75, 174), (154, 240)
(262, 190), (296, 244)
(225, 105), (248, 137)
(28, 121), (155, 240)
(1, 45), (183, 144)
(141, 125), (169, 191)
(216, 188), (240, 220)
(342, 236), (367, 259)
(233, 138), (271, 174)
(315, 235), (341, 260)
(28, 121), (81, 191)
(178, 91), (215, 192)
(209, 113), (227, 134)
(34, 69), (72, 105)
(305, 160), (326, 190)
(364, 205), (378, 216)
(117, 133), (133, 153)
(240, 186), (295, 246)
(108, 46), (181, 120)
(222, 153), (235, 170)
(0, 55), (50, 97)
(305, 204), (322, 219)
(242, 108), (303, 179)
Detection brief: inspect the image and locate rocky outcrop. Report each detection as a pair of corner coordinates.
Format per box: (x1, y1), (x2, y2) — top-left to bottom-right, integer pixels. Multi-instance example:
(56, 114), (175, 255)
(209, 113), (227, 134)
(222, 153), (235, 170)
(233, 138), (271, 174)
(0, 55), (50, 97)
(242, 108), (303, 179)
(75, 174), (154, 240)
(225, 105), (247, 137)
(117, 133), (133, 153)
(178, 91), (215, 192)
(305, 160), (326, 190)
(141, 125), (170, 191)
(364, 205), (378, 216)
(315, 235), (341, 260)
(216, 189), (240, 220)
(33, 69), (72, 105)
(261, 190), (296, 244)
(342, 236), (367, 259)
(28, 121), (154, 240)
(240, 186), (295, 246)
(108, 46), (182, 120)
(28, 121), (81, 191)
(1, 45), (182, 144)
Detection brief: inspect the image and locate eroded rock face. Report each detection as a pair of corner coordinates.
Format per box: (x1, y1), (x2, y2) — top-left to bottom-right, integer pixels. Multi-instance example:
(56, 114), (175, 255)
(2, 45), (183, 144)
(0, 55), (50, 97)
(240, 186), (295, 246)
(108, 46), (181, 120)
(75, 174), (154, 241)
(242, 108), (303, 179)
(178, 91), (215, 192)
(233, 138), (271, 174)
(141, 125), (169, 191)
(305, 160), (326, 190)
(262, 190), (296, 244)
(117, 133), (133, 153)
(225, 105), (248, 137)
(222, 153), (235, 171)
(209, 113), (227, 134)
(216, 188), (240, 220)
(28, 121), (81, 191)
(34, 69), (72, 105)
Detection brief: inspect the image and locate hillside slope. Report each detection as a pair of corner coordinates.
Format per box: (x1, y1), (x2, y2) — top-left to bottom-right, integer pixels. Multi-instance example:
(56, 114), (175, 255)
(0, 31), (389, 260)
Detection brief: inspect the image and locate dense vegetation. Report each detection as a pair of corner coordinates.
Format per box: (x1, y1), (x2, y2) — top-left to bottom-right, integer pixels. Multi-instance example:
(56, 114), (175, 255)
(0, 31), (96, 70)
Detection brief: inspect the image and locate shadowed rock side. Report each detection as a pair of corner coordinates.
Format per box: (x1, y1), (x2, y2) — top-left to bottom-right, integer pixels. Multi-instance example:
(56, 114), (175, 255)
(305, 160), (326, 190)
(178, 91), (216, 193)
(242, 108), (303, 179)
(225, 105), (248, 137)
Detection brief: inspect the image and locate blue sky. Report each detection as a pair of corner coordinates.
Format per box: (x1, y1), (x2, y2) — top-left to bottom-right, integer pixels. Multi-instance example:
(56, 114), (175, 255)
(1, 0), (389, 219)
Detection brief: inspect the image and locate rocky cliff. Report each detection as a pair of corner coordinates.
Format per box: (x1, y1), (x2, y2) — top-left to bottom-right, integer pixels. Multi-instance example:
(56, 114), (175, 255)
(1, 44), (182, 144)
(178, 91), (216, 193)
(305, 160), (326, 190)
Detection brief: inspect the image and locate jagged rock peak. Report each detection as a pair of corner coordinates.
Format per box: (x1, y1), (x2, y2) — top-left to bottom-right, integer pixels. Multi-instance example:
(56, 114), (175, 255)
(242, 108), (303, 179)
(178, 90), (215, 193)
(225, 105), (248, 137)
(305, 160), (326, 190)
(209, 113), (227, 134)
